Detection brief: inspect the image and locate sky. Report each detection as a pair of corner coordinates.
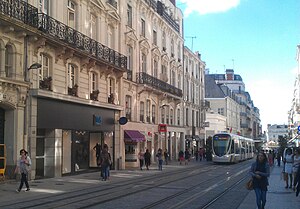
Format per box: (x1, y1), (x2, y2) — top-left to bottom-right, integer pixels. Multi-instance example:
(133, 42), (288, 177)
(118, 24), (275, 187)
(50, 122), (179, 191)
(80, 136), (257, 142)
(177, 0), (300, 132)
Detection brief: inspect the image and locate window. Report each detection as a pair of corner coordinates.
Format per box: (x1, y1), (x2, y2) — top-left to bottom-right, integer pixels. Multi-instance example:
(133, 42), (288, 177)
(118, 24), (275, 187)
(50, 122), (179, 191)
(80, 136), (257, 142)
(178, 74), (181, 89)
(39, 0), (49, 14)
(125, 95), (132, 121)
(127, 45), (133, 71)
(68, 64), (76, 87)
(90, 14), (96, 39)
(177, 109), (180, 126)
(153, 30), (157, 45)
(166, 106), (169, 124)
(192, 110), (195, 127)
(186, 108), (189, 126)
(172, 71), (175, 86)
(109, 77), (115, 95)
(146, 100), (150, 123)
(162, 31), (166, 48)
(141, 18), (145, 37)
(170, 109), (173, 125)
(218, 108), (224, 116)
(5, 44), (13, 78)
(171, 39), (174, 55)
(90, 72), (97, 92)
(153, 59), (158, 77)
(142, 53), (147, 72)
(127, 4), (132, 27)
(140, 101), (144, 122)
(39, 53), (50, 80)
(161, 107), (165, 124)
(152, 105), (156, 123)
(67, 0), (75, 28)
(177, 44), (181, 59)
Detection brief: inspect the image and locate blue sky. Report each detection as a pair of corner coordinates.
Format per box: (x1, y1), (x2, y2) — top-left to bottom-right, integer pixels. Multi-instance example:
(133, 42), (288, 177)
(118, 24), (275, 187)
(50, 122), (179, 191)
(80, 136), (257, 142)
(177, 0), (300, 131)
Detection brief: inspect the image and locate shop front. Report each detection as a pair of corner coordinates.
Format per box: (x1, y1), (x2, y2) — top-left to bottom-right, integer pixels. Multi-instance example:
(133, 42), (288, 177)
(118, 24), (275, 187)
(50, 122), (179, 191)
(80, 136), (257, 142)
(36, 98), (115, 178)
(124, 130), (145, 168)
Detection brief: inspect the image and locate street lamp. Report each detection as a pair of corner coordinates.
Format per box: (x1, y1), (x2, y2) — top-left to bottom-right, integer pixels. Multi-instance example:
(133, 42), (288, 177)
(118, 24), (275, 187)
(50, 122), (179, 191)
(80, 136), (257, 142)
(28, 63), (42, 70)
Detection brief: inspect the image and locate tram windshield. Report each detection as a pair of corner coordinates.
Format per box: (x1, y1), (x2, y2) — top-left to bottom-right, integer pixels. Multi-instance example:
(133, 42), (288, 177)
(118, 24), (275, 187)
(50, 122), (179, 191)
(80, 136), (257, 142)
(213, 134), (231, 156)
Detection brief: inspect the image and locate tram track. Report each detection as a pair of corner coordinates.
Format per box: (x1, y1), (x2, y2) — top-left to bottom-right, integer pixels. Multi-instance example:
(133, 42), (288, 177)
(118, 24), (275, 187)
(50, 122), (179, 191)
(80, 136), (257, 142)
(1, 161), (253, 209)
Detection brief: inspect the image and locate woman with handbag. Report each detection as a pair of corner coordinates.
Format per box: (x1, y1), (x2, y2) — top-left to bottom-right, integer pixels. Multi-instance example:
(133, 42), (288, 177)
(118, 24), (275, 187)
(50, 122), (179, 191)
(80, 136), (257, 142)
(249, 151), (270, 209)
(15, 149), (31, 192)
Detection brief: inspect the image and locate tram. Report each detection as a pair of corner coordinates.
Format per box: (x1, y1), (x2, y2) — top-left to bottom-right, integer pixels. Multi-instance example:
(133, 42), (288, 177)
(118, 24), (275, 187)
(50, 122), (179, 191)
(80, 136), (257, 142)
(212, 133), (255, 163)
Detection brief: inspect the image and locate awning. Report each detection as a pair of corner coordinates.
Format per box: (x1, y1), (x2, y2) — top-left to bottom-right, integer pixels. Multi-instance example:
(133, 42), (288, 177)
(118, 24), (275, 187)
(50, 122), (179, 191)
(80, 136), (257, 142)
(124, 130), (145, 142)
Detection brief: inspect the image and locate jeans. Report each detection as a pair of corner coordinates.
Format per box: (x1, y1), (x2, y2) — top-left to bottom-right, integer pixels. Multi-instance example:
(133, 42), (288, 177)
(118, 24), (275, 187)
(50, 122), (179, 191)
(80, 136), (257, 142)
(158, 159), (163, 170)
(254, 188), (267, 209)
(101, 165), (109, 180)
(18, 173), (29, 190)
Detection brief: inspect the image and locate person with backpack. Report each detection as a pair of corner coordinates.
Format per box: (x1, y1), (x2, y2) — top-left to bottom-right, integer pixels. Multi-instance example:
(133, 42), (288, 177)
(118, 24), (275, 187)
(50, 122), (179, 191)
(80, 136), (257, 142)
(15, 149), (31, 192)
(249, 151), (270, 209)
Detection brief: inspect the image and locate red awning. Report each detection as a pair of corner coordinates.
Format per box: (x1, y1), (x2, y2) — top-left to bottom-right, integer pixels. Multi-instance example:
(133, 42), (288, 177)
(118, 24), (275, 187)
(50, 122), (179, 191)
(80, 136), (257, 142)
(124, 130), (145, 142)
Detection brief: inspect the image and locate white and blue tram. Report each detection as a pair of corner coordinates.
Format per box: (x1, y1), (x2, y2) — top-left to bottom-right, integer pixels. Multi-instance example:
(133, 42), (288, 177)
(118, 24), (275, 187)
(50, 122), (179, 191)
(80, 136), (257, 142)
(212, 133), (255, 163)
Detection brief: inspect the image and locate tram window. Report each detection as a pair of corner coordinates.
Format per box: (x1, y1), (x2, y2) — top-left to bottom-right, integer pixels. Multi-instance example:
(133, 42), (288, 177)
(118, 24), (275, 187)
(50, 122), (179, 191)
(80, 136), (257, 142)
(230, 141), (234, 153)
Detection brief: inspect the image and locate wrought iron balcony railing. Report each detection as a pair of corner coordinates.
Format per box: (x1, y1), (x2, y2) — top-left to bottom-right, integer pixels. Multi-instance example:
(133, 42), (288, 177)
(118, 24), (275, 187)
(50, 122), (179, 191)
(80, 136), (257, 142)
(137, 72), (182, 97)
(0, 0), (127, 70)
(0, 0), (38, 27)
(143, 0), (180, 33)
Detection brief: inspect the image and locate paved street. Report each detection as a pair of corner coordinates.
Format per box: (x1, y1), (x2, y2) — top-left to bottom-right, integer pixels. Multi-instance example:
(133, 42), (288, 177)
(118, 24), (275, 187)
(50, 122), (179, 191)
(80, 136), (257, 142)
(1, 160), (299, 209)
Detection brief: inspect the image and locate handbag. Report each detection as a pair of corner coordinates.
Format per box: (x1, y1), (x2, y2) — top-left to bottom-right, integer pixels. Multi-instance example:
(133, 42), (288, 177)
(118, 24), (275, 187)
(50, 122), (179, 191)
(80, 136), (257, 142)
(246, 178), (253, 190)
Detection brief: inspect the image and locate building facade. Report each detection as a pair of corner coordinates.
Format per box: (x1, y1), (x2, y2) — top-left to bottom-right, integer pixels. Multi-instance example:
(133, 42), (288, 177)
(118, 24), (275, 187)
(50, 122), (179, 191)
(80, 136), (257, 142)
(205, 69), (261, 139)
(0, 0), (208, 178)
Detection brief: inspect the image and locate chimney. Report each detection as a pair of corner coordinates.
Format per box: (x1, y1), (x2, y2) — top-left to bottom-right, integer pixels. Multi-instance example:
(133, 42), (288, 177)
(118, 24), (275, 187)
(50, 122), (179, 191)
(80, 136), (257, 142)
(225, 69), (234, 80)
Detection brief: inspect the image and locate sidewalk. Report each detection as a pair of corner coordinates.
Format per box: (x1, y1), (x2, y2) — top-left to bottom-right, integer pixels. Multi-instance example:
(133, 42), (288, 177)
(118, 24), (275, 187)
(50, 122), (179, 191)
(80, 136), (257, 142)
(238, 164), (300, 209)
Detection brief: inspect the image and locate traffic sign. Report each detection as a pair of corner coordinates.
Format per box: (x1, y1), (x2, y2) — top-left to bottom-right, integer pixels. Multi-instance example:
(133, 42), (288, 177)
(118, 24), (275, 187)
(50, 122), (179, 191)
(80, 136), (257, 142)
(298, 125), (300, 132)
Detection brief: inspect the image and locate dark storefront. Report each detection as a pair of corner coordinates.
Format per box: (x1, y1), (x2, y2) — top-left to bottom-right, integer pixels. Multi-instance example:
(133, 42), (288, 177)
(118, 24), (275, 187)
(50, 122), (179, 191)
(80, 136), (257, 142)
(37, 98), (115, 177)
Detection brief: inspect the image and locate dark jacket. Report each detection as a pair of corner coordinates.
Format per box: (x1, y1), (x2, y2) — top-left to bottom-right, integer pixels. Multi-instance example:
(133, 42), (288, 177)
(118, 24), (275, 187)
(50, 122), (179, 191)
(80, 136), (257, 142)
(250, 161), (270, 191)
(100, 149), (110, 167)
(144, 151), (151, 165)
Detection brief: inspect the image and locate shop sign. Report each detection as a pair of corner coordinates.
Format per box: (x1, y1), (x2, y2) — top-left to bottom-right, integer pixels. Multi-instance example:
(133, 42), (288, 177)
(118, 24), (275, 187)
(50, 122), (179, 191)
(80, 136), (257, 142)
(93, 115), (102, 126)
(158, 124), (167, 132)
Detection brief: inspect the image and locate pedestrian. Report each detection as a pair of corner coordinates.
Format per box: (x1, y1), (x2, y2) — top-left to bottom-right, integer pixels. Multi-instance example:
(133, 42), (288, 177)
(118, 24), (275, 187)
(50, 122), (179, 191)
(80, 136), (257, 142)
(144, 149), (151, 170)
(178, 150), (184, 165)
(268, 150), (273, 167)
(138, 150), (144, 170)
(249, 151), (270, 209)
(99, 144), (111, 181)
(283, 148), (294, 189)
(199, 147), (204, 161)
(292, 148), (300, 191)
(195, 149), (199, 161)
(276, 151), (281, 167)
(184, 149), (190, 165)
(93, 143), (101, 166)
(296, 165), (300, 197)
(156, 148), (163, 171)
(163, 149), (169, 165)
(15, 149), (31, 192)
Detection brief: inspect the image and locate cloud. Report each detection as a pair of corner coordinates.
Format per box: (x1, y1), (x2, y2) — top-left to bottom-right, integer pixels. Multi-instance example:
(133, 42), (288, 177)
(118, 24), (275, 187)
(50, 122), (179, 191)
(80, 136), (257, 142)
(247, 78), (293, 131)
(179, 0), (240, 16)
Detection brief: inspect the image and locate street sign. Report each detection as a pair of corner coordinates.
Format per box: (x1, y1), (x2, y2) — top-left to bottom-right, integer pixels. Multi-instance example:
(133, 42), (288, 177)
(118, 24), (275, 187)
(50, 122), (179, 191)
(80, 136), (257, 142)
(298, 125), (300, 132)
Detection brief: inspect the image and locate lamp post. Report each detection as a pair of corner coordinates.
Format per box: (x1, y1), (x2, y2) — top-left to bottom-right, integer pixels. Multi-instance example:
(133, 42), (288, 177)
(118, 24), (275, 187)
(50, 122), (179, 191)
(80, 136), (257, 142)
(24, 63), (42, 153)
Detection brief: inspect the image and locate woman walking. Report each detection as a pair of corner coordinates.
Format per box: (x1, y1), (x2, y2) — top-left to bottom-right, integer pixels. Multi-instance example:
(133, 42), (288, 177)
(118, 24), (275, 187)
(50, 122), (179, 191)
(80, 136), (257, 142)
(15, 149), (31, 192)
(144, 149), (151, 170)
(249, 151), (270, 209)
(283, 148), (294, 188)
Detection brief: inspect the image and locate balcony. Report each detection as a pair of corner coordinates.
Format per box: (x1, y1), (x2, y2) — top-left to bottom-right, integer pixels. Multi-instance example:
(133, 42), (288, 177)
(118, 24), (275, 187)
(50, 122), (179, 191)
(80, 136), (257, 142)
(143, 0), (180, 33)
(136, 72), (182, 97)
(0, 0), (127, 70)
(39, 76), (52, 91)
(68, 84), (78, 97)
